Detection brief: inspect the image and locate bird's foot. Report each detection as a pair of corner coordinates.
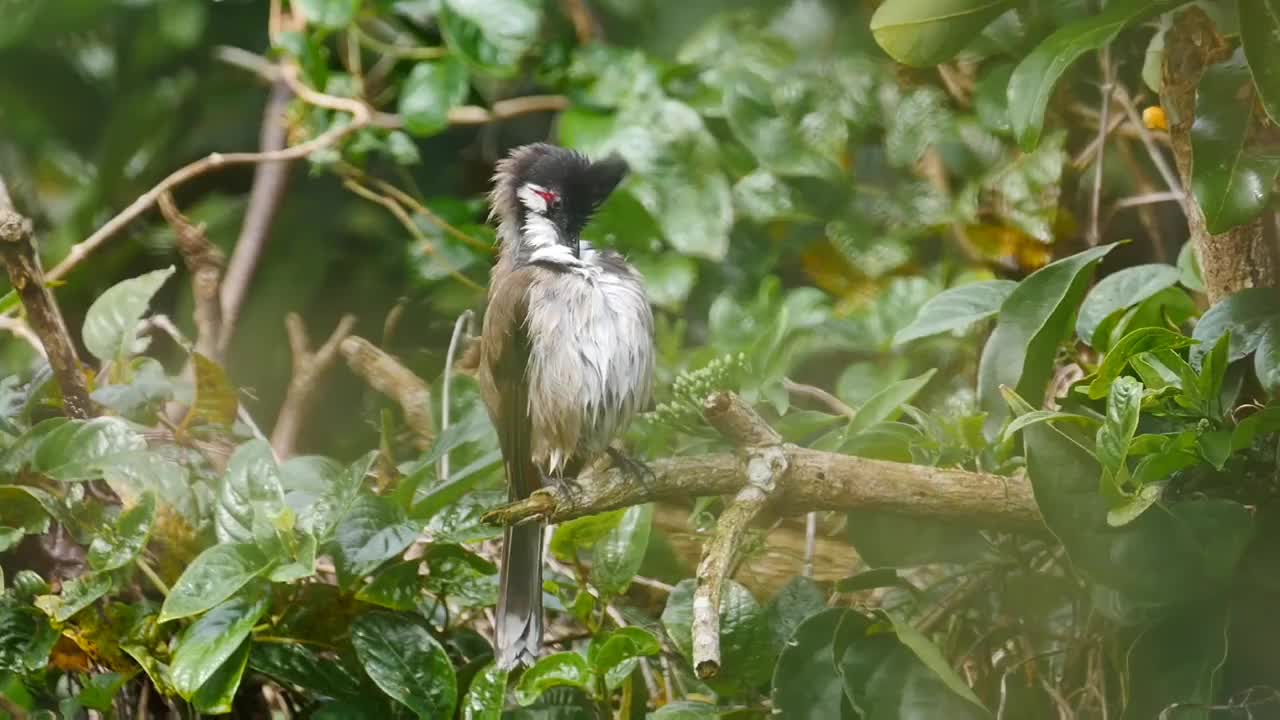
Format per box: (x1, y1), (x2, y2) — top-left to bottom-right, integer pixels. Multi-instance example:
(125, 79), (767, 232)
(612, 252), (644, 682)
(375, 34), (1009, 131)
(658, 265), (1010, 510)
(553, 472), (584, 502)
(606, 447), (656, 492)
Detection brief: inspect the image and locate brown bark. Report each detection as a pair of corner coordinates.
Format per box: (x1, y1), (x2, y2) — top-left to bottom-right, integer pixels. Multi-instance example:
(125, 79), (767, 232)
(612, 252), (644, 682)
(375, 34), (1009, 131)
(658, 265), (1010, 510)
(1163, 6), (1280, 302)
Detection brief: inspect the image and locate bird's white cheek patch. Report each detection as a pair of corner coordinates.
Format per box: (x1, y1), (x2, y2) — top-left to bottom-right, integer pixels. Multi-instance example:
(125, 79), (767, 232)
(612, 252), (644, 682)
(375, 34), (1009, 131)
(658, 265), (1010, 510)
(517, 183), (549, 214)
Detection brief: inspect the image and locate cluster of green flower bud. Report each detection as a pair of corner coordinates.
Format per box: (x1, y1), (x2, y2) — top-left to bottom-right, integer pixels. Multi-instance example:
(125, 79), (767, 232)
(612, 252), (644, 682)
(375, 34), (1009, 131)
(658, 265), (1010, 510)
(650, 352), (749, 434)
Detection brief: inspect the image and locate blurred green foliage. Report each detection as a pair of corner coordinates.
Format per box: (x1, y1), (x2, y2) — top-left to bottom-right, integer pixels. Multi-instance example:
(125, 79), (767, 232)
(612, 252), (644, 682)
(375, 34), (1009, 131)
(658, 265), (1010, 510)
(3, 0), (1280, 717)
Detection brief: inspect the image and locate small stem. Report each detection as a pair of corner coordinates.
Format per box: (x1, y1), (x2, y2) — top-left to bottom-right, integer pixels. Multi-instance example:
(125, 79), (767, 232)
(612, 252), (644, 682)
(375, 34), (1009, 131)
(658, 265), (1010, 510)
(136, 558), (170, 596)
(440, 310), (474, 480)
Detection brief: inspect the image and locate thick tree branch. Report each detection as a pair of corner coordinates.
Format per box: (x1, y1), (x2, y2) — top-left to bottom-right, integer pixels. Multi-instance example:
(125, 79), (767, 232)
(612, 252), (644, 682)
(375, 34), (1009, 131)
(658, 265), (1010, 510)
(1163, 6), (1279, 301)
(219, 79), (294, 355)
(340, 335), (435, 451)
(272, 313), (357, 457)
(0, 192), (95, 418)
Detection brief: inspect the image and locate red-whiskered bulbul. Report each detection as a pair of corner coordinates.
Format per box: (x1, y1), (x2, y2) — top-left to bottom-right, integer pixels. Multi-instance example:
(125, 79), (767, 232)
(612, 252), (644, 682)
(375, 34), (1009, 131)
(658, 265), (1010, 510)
(478, 143), (656, 669)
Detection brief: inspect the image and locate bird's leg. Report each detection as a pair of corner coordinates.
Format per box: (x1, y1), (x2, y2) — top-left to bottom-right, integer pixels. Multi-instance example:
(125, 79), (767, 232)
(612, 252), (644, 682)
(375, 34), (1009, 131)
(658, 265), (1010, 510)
(606, 447), (656, 492)
(552, 469), (584, 501)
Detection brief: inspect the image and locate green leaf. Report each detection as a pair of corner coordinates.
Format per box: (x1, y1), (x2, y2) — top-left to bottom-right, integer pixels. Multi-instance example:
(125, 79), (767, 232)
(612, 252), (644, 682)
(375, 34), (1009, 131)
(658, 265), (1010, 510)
(1001, 409), (1100, 443)
(250, 642), (364, 702)
(1240, 0), (1280, 125)
(352, 611), (457, 717)
(75, 672), (128, 712)
(590, 503), (653, 595)
(33, 571), (112, 622)
(331, 493), (420, 584)
(1177, 240), (1205, 292)
(724, 67), (842, 179)
(1096, 376), (1143, 479)
(1191, 287), (1280, 368)
(1192, 49), (1280, 233)
(461, 661), (508, 720)
(1076, 264), (1181, 346)
(421, 543), (497, 608)
(771, 608), (856, 719)
(1022, 412), (1253, 610)
(438, 0), (541, 76)
(170, 590), (269, 699)
(32, 416), (147, 482)
(893, 280), (1016, 345)
(356, 560), (422, 611)
(215, 439), (291, 547)
(1107, 483), (1163, 527)
(588, 627), (660, 689)
(886, 614), (987, 710)
(1007, 0), (1180, 150)
(514, 652), (594, 705)
(160, 542), (271, 622)
(1121, 606), (1230, 719)
(87, 493), (154, 571)
(977, 244), (1117, 434)
(1087, 327), (1196, 400)
(765, 576), (829, 650)
(632, 254), (698, 310)
(552, 509), (625, 561)
(81, 266), (175, 363)
(296, 0), (360, 29)
(870, 0), (1013, 67)
(398, 57), (470, 137)
(661, 579), (774, 692)
(190, 637), (252, 714)
(849, 369), (935, 434)
(649, 702), (721, 719)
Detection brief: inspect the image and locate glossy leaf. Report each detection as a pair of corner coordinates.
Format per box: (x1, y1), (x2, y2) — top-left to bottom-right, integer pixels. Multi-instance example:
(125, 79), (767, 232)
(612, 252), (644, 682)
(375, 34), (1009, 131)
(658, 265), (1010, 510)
(1240, 0), (1280, 125)
(588, 627), (660, 689)
(771, 608), (856, 719)
(190, 638), (252, 714)
(1121, 607), (1229, 718)
(1008, 0), (1179, 150)
(870, 0), (1013, 67)
(765, 576), (829, 650)
(33, 571), (112, 622)
(886, 614), (987, 710)
(438, 0), (541, 76)
(1076, 264), (1180, 346)
(893, 280), (1016, 345)
(460, 661), (508, 720)
(849, 369), (936, 434)
(1088, 327), (1196, 400)
(590, 503), (653, 595)
(514, 652), (593, 706)
(81, 266), (175, 363)
(398, 57), (470, 136)
(249, 642), (364, 702)
(170, 591), (269, 699)
(1022, 411), (1253, 609)
(331, 493), (420, 584)
(159, 542), (271, 622)
(355, 560), (422, 611)
(352, 611), (457, 718)
(1192, 50), (1280, 233)
(32, 417), (147, 482)
(215, 439), (291, 546)
(1190, 287), (1280, 368)
(978, 244), (1116, 434)
(661, 579), (774, 692)
(87, 493), (154, 571)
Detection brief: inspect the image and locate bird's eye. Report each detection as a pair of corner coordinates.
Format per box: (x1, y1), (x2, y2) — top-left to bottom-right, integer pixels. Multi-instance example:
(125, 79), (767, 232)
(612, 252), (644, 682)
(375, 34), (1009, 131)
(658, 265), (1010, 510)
(535, 189), (560, 208)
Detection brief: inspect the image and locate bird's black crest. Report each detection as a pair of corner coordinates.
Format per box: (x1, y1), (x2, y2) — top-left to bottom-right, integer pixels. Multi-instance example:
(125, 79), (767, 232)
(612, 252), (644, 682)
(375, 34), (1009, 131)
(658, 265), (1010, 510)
(491, 143), (629, 228)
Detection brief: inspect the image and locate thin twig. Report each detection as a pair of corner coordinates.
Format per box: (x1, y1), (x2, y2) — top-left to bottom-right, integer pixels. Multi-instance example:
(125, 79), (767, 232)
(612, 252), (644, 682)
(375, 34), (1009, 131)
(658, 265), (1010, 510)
(342, 177), (484, 290)
(440, 310), (474, 480)
(0, 316), (46, 359)
(340, 335), (434, 451)
(784, 377), (856, 418)
(343, 166), (492, 252)
(219, 78), (294, 356)
(39, 63), (371, 287)
(803, 512), (817, 578)
(1111, 85), (1183, 210)
(272, 313), (358, 457)
(0, 203), (95, 418)
(351, 23), (448, 59)
(1086, 47), (1114, 247)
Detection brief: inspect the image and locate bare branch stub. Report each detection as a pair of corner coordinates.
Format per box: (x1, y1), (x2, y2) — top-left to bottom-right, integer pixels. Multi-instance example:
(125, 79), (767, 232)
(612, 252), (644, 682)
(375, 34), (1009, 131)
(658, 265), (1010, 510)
(692, 391), (788, 678)
(339, 335), (435, 451)
(0, 207), (95, 419)
(271, 312), (358, 457)
(158, 192), (225, 361)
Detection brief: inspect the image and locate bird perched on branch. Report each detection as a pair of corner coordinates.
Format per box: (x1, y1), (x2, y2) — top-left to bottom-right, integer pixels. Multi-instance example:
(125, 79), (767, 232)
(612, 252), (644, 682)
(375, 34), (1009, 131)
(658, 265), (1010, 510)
(478, 143), (656, 669)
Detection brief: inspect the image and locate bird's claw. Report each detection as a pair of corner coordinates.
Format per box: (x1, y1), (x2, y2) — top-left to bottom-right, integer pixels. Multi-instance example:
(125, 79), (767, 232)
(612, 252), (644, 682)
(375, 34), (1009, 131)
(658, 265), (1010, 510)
(607, 447), (656, 492)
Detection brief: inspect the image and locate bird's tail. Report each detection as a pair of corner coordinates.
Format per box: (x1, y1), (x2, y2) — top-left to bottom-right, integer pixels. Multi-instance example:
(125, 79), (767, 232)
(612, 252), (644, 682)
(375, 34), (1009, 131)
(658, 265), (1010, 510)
(496, 519), (545, 669)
